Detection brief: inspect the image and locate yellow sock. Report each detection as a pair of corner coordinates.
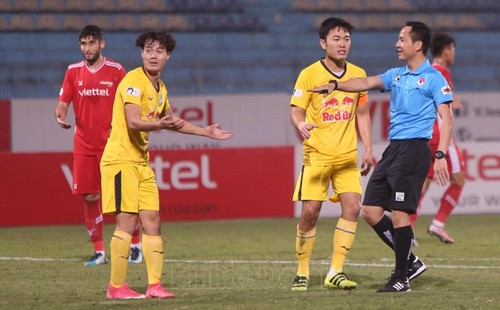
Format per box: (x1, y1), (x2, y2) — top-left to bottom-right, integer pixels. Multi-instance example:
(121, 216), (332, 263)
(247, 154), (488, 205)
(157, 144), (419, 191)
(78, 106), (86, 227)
(331, 218), (357, 273)
(296, 225), (316, 277)
(142, 234), (164, 285)
(110, 230), (132, 287)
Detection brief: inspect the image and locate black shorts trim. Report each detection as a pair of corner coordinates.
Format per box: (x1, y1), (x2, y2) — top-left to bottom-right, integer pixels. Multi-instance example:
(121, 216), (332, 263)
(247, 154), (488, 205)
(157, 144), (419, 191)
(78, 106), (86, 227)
(114, 171), (122, 213)
(297, 165), (305, 201)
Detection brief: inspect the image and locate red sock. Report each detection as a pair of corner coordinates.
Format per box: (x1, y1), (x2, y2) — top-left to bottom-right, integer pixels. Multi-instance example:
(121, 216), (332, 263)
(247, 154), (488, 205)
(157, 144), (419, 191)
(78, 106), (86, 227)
(131, 218), (141, 245)
(410, 193), (424, 229)
(435, 183), (463, 223)
(83, 199), (104, 252)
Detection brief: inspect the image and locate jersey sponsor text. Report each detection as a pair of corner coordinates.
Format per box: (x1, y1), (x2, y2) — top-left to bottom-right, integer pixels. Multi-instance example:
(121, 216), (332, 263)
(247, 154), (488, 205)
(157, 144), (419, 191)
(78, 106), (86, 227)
(77, 88), (110, 96)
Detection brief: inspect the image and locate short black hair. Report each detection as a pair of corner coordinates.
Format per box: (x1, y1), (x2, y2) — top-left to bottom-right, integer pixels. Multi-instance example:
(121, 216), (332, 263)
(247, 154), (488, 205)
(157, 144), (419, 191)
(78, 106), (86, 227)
(136, 32), (176, 54)
(79, 25), (103, 41)
(431, 32), (456, 57)
(319, 17), (354, 40)
(405, 21), (432, 55)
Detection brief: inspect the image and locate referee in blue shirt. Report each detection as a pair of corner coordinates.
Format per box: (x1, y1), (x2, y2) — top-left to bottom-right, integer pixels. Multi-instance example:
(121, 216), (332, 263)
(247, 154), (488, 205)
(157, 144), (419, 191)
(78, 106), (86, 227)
(309, 21), (453, 293)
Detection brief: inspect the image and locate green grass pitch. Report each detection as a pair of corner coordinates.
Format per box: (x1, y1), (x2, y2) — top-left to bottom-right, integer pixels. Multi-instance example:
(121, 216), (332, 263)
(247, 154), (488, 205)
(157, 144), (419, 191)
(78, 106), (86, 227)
(1, 215), (499, 309)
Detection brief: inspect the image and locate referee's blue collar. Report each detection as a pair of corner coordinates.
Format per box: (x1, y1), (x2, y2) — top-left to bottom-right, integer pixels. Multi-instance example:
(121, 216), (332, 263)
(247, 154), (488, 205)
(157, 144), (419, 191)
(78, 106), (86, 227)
(402, 59), (430, 75)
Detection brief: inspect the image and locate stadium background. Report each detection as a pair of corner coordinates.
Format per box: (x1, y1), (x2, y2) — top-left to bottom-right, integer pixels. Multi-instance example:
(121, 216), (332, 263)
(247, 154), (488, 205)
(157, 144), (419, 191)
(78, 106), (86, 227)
(1, 0), (500, 226)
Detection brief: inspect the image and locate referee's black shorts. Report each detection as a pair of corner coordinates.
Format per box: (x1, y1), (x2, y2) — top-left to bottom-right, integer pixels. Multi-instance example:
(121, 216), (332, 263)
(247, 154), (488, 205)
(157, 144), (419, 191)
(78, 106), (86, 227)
(363, 139), (431, 214)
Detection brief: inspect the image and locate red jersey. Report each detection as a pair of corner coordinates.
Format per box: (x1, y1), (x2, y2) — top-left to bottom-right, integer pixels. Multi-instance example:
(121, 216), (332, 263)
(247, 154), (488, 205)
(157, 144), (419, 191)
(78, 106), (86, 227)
(59, 57), (126, 155)
(430, 63), (453, 145)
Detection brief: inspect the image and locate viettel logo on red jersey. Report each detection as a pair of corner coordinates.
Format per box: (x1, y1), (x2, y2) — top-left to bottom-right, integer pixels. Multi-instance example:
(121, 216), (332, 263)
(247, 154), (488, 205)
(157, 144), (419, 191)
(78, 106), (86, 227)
(77, 88), (110, 96)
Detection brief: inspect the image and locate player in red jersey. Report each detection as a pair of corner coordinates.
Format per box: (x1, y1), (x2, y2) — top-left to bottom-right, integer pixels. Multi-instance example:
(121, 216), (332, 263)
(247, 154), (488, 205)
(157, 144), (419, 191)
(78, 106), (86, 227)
(411, 33), (465, 244)
(55, 25), (142, 265)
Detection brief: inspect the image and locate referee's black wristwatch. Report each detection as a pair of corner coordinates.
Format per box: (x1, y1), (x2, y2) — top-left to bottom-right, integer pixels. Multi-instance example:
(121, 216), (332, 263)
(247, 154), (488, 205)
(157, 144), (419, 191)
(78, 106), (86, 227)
(328, 79), (338, 90)
(435, 151), (447, 159)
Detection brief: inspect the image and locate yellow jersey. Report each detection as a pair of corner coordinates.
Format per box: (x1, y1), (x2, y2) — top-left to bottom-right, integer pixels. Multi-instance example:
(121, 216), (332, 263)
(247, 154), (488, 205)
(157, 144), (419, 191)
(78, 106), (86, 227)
(290, 60), (368, 165)
(101, 67), (170, 165)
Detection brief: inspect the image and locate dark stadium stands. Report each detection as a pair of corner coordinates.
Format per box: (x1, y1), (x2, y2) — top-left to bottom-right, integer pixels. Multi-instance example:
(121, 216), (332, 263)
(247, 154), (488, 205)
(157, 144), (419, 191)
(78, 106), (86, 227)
(0, 0), (499, 98)
(2, 0), (499, 32)
(3, 0), (244, 13)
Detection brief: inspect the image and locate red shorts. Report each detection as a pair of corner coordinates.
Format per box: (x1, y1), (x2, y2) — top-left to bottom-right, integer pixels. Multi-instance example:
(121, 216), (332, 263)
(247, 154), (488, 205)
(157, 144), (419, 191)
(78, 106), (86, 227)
(72, 153), (102, 195)
(427, 140), (464, 179)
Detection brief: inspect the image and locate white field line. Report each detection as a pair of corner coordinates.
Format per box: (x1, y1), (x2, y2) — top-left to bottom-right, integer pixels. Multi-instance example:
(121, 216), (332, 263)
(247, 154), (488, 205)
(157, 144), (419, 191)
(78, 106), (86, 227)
(164, 259), (500, 269)
(0, 257), (80, 262)
(1, 257), (500, 269)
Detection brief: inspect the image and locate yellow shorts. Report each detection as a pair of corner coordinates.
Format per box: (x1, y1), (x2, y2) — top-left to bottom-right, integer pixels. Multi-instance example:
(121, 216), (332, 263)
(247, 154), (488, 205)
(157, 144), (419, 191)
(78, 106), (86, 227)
(100, 163), (159, 214)
(293, 160), (362, 203)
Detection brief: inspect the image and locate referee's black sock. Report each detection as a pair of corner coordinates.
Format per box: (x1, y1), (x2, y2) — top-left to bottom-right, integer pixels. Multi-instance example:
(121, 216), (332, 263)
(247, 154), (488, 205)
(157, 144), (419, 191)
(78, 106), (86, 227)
(372, 215), (416, 263)
(394, 225), (413, 279)
(372, 215), (395, 249)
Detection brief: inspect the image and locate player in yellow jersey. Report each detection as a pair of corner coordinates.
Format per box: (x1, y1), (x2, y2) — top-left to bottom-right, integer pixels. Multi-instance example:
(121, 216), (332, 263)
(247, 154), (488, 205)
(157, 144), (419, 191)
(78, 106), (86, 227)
(101, 32), (233, 299)
(290, 17), (373, 291)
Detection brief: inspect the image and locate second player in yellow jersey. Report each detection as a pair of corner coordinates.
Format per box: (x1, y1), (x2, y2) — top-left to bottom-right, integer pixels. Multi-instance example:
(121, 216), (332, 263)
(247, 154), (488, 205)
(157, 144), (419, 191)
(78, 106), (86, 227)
(289, 17), (373, 292)
(291, 60), (368, 165)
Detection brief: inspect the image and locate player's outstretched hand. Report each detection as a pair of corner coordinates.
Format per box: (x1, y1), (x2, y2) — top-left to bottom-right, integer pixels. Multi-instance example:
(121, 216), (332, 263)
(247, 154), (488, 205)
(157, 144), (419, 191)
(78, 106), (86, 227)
(159, 115), (186, 130)
(205, 124), (233, 140)
(308, 83), (335, 96)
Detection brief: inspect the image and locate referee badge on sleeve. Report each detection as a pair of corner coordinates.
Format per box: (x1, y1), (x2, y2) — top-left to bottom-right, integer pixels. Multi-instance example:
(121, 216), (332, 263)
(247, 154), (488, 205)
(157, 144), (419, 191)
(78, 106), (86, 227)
(441, 86), (452, 95)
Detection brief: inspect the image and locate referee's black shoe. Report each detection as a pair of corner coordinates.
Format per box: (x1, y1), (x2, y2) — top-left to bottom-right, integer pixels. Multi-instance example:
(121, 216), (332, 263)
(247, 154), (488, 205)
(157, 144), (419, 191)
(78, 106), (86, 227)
(377, 274), (411, 293)
(408, 256), (427, 281)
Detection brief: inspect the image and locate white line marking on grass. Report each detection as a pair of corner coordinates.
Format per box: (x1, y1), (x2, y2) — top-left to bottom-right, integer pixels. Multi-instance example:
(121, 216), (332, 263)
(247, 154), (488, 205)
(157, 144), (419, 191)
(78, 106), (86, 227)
(164, 259), (500, 269)
(2, 257), (500, 270)
(0, 257), (79, 262)
(379, 257), (500, 262)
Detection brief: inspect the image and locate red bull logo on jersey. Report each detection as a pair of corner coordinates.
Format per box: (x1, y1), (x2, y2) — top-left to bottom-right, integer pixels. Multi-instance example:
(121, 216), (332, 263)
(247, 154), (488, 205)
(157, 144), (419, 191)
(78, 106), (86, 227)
(323, 96), (355, 108)
(77, 88), (110, 96)
(342, 96), (354, 106)
(322, 110), (352, 123)
(146, 110), (161, 119)
(322, 97), (339, 108)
